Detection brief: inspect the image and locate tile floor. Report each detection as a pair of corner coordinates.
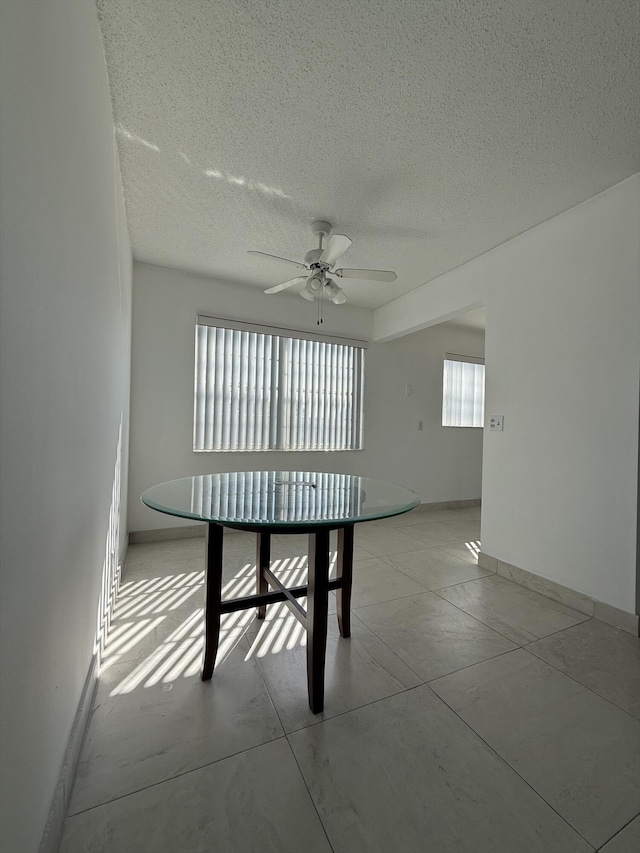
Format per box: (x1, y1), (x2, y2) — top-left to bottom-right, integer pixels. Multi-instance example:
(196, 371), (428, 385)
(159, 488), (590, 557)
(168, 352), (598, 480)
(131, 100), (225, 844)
(60, 506), (640, 852)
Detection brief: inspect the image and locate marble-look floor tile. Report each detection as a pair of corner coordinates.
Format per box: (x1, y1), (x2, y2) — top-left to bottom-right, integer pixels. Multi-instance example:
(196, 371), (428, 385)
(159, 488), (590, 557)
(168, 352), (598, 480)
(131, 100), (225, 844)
(400, 521), (473, 548)
(354, 526), (426, 557)
(247, 612), (421, 732)
(366, 508), (428, 527)
(105, 553), (274, 669)
(422, 507), (481, 522)
(444, 519), (481, 539)
(115, 571), (204, 610)
(243, 596), (337, 641)
(70, 635), (283, 814)
(437, 575), (588, 644)
(431, 649), (640, 849)
(273, 532), (372, 565)
(351, 543), (381, 562)
(123, 538), (205, 579)
(528, 619), (640, 719)
(123, 534), (294, 581)
(384, 546), (492, 590)
(348, 557), (428, 607)
(289, 686), (591, 853)
(101, 597), (258, 672)
(118, 565), (204, 599)
(437, 540), (482, 564)
(355, 592), (516, 681)
(599, 815), (640, 853)
(61, 739), (332, 853)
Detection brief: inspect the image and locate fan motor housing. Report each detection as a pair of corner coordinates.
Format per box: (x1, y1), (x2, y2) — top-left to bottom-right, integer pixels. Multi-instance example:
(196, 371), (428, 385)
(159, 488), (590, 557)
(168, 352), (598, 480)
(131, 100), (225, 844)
(304, 248), (323, 265)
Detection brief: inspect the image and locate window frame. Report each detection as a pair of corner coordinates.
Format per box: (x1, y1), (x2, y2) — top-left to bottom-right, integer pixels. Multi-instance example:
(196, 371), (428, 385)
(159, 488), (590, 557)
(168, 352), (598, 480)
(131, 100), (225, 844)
(193, 315), (367, 452)
(441, 352), (485, 428)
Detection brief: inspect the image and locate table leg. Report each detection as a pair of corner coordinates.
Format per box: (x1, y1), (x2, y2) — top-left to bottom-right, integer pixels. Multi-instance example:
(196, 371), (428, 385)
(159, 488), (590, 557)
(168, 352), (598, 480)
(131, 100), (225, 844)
(336, 525), (354, 637)
(256, 532), (270, 619)
(202, 522), (224, 681)
(306, 529), (330, 713)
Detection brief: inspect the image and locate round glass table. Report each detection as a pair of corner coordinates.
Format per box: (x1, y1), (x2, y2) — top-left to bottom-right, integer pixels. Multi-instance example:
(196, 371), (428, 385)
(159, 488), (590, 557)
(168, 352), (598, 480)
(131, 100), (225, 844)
(142, 471), (420, 712)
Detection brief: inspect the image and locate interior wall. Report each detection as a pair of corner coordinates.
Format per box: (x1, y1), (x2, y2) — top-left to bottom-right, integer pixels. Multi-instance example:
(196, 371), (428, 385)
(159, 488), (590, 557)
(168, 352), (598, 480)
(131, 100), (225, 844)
(0, 2), (132, 851)
(129, 262), (485, 531)
(481, 175), (640, 614)
(360, 324), (485, 501)
(374, 174), (640, 615)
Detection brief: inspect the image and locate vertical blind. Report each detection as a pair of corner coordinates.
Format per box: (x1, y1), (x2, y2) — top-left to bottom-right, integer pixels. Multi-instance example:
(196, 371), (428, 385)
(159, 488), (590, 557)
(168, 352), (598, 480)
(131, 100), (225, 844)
(442, 354), (485, 427)
(193, 319), (366, 451)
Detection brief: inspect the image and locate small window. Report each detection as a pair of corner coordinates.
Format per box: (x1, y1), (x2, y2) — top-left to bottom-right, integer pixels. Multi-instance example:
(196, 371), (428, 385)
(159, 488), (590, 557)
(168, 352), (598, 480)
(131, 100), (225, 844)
(442, 354), (485, 428)
(193, 316), (366, 451)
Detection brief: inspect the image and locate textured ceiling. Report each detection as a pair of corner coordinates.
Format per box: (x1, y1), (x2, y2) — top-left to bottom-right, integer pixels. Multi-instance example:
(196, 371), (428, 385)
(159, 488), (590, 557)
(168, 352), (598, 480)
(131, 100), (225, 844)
(96, 0), (640, 310)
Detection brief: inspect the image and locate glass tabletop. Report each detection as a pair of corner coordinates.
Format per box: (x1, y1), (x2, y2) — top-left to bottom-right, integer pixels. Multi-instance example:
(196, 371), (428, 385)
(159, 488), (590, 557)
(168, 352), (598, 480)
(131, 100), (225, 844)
(141, 471), (420, 529)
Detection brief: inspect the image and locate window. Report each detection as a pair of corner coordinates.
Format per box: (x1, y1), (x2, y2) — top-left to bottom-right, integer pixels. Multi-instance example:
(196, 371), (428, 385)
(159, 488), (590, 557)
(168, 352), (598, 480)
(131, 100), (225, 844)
(193, 316), (366, 451)
(442, 353), (485, 427)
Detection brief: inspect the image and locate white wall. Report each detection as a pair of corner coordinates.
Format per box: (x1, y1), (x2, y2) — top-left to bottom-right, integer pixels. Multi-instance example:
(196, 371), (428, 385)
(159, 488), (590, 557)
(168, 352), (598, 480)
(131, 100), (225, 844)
(0, 3), (132, 851)
(374, 174), (640, 614)
(129, 263), (485, 531)
(361, 324), (485, 501)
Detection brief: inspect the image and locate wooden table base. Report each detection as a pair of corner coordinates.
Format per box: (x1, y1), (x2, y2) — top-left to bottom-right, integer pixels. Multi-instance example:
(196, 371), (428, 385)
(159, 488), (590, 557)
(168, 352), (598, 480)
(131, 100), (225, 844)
(201, 522), (354, 713)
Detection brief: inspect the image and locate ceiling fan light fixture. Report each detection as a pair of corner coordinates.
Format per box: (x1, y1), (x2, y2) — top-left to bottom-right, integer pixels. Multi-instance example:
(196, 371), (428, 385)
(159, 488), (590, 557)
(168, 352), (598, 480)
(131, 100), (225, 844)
(299, 289), (315, 301)
(331, 289), (347, 304)
(305, 272), (325, 297)
(323, 280), (340, 299)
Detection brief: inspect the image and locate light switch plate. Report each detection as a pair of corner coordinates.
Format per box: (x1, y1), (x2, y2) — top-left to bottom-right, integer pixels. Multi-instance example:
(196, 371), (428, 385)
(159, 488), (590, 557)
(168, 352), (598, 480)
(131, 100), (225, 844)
(488, 415), (504, 431)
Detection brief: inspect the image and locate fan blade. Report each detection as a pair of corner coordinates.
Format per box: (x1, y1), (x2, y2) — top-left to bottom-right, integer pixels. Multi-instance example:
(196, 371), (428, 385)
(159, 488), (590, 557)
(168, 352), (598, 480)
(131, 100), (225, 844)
(264, 276), (307, 294)
(331, 289), (348, 305)
(248, 250), (306, 270)
(334, 267), (397, 282)
(319, 233), (352, 265)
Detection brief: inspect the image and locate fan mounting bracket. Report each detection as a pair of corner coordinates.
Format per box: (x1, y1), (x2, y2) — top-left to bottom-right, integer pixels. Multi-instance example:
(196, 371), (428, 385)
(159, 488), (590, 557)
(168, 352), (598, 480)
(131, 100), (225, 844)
(310, 220), (332, 239)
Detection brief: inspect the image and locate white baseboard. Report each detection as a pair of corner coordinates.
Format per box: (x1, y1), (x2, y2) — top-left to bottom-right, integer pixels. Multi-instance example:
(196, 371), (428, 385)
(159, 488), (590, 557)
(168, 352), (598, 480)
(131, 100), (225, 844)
(418, 498), (481, 511)
(129, 524), (205, 544)
(38, 654), (99, 853)
(478, 551), (639, 637)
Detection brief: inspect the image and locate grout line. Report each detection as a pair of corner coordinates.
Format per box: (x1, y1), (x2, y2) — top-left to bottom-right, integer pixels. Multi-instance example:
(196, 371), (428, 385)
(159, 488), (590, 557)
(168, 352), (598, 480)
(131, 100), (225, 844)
(424, 683), (599, 851)
(595, 810), (640, 851)
(389, 564), (493, 593)
(284, 684), (428, 736)
(521, 638), (640, 724)
(425, 646), (519, 686)
(427, 580), (589, 649)
(246, 608), (426, 735)
(285, 738), (337, 852)
(65, 733), (290, 819)
(399, 585), (524, 648)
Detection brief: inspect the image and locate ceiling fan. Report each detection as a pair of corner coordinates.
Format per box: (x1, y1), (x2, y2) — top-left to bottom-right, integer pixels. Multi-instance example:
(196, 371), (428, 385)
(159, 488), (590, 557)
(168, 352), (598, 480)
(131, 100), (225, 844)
(248, 220), (397, 311)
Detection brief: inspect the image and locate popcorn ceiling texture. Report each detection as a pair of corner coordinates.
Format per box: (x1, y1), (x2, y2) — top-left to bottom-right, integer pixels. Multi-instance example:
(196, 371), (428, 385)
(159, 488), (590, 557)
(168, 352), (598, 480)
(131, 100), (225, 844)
(96, 0), (640, 308)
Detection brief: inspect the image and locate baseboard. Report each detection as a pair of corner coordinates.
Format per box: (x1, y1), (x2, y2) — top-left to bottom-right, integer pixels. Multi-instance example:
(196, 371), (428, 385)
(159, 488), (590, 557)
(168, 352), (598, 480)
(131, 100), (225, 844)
(38, 654), (99, 853)
(129, 524), (205, 544)
(478, 552), (639, 637)
(119, 531), (129, 565)
(418, 498), (481, 511)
